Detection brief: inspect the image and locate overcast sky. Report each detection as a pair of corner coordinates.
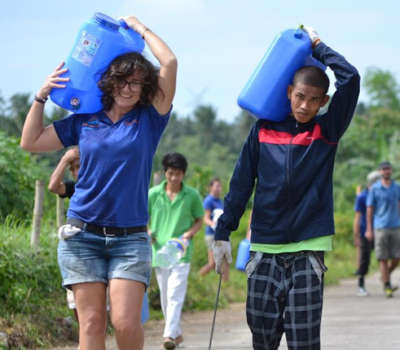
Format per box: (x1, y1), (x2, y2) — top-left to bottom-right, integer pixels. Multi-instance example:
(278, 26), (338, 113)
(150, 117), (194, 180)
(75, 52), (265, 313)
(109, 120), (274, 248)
(1, 0), (397, 121)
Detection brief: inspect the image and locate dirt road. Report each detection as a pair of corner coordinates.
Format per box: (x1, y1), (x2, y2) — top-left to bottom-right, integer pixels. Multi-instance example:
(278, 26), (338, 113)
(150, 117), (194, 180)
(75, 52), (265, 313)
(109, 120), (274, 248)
(52, 270), (400, 349)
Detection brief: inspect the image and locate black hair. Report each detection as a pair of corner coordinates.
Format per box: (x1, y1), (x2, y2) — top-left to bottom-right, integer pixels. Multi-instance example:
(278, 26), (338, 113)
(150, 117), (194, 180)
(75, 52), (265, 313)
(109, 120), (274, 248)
(293, 66), (330, 94)
(208, 177), (221, 188)
(162, 153), (188, 173)
(379, 161), (392, 169)
(98, 52), (160, 111)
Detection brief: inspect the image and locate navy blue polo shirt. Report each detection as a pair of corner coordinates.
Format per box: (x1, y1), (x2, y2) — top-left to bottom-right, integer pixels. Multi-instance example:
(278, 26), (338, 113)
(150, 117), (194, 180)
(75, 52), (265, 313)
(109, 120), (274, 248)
(53, 105), (170, 227)
(354, 189), (368, 237)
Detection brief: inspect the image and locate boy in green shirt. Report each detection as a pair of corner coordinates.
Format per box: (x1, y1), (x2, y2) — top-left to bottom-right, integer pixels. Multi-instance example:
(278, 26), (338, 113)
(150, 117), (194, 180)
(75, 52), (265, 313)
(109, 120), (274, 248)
(148, 153), (204, 350)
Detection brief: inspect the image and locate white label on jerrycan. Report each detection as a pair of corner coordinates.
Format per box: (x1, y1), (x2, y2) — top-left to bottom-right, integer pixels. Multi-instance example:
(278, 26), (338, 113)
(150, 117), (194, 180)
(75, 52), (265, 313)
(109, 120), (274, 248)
(72, 31), (102, 66)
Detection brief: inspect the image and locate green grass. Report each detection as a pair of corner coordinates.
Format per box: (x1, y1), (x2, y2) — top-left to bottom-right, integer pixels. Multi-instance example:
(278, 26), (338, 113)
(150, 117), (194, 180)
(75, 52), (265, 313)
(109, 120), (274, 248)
(0, 217), (78, 349)
(324, 212), (378, 285)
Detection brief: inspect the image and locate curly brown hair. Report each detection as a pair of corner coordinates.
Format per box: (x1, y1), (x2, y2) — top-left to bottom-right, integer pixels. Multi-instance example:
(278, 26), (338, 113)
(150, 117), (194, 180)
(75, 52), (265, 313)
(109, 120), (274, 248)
(98, 52), (160, 111)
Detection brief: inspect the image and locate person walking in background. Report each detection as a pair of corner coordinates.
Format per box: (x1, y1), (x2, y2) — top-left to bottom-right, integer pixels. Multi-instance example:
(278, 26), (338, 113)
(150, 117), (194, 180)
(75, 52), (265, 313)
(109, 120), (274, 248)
(148, 153), (204, 350)
(48, 147), (80, 323)
(20, 14), (177, 350)
(48, 147), (80, 200)
(353, 170), (380, 296)
(366, 161), (400, 298)
(212, 26), (360, 349)
(199, 177), (229, 281)
(353, 185), (362, 275)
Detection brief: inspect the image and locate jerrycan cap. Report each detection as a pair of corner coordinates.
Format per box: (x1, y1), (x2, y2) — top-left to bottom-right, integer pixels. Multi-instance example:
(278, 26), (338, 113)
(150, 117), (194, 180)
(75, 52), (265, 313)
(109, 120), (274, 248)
(93, 12), (120, 31)
(69, 97), (81, 110)
(294, 29), (304, 39)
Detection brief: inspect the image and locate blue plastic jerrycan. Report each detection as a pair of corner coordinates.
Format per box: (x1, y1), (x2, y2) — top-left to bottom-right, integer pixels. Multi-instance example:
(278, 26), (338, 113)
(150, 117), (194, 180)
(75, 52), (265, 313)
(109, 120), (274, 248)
(235, 238), (251, 272)
(50, 12), (145, 114)
(237, 28), (325, 122)
(141, 292), (150, 324)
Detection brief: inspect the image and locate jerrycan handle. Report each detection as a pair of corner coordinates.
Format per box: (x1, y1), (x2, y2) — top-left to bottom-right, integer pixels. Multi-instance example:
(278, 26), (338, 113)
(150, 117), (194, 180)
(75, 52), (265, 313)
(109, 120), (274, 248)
(119, 19), (145, 52)
(119, 19), (129, 30)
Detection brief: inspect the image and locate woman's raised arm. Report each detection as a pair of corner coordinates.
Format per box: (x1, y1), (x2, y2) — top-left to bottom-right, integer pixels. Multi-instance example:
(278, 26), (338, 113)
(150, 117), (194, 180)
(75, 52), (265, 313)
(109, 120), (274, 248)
(122, 16), (177, 115)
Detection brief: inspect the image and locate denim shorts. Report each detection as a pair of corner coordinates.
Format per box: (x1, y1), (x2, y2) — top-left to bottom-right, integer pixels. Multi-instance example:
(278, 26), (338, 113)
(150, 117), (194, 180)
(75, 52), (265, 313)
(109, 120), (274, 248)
(57, 230), (152, 289)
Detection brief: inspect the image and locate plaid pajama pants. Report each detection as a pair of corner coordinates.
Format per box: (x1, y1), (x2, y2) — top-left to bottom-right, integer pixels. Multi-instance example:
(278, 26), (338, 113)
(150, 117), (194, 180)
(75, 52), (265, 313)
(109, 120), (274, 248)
(246, 251), (326, 350)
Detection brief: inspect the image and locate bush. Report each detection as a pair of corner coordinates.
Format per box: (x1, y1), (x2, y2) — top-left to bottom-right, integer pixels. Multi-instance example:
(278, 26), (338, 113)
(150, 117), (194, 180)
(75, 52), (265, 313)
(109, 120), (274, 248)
(324, 211), (377, 285)
(0, 218), (77, 349)
(0, 133), (56, 221)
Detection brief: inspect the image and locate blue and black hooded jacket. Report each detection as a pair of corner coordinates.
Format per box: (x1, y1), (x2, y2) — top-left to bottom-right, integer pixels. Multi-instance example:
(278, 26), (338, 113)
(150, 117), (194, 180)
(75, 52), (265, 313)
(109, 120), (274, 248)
(215, 42), (360, 244)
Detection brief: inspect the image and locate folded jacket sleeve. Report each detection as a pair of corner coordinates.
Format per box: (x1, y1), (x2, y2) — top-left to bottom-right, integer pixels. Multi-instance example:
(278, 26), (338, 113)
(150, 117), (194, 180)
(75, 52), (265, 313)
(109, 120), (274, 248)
(214, 122), (260, 241)
(313, 42), (360, 142)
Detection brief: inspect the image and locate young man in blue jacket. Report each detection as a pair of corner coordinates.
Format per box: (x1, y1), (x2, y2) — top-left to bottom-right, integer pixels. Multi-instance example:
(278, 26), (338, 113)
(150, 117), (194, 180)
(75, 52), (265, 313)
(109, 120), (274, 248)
(213, 26), (360, 350)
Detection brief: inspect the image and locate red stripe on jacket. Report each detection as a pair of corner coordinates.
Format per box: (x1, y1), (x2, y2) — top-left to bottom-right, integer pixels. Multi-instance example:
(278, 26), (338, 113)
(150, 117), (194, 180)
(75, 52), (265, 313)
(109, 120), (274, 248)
(258, 124), (337, 145)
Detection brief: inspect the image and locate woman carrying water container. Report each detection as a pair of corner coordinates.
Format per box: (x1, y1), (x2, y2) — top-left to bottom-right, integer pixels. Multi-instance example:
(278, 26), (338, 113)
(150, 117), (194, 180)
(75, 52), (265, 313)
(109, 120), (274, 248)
(20, 15), (177, 350)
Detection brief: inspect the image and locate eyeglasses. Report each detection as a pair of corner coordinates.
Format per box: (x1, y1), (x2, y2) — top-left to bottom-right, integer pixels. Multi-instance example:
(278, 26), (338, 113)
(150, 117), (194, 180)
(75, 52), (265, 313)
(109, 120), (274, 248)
(117, 79), (145, 90)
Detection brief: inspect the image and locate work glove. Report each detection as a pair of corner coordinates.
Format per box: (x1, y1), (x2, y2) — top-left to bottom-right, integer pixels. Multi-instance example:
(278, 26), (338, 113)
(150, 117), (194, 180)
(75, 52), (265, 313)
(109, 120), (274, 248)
(212, 240), (232, 274)
(300, 25), (320, 47)
(212, 209), (224, 231)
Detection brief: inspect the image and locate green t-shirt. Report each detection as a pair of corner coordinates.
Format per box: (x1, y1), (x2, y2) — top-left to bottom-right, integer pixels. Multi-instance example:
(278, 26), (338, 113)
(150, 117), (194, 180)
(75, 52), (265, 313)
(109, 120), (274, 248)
(251, 235), (333, 254)
(148, 180), (204, 266)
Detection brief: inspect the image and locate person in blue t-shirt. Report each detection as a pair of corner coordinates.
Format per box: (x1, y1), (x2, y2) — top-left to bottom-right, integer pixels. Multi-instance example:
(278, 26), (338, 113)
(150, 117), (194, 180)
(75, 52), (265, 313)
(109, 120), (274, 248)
(353, 170), (380, 296)
(199, 178), (229, 281)
(20, 15), (177, 350)
(366, 161), (400, 298)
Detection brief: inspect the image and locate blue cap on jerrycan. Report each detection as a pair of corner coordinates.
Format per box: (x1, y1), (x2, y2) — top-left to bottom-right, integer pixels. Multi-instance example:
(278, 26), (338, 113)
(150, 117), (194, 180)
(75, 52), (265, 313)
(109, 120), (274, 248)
(50, 12), (145, 114)
(237, 28), (326, 122)
(235, 238), (250, 272)
(93, 12), (120, 31)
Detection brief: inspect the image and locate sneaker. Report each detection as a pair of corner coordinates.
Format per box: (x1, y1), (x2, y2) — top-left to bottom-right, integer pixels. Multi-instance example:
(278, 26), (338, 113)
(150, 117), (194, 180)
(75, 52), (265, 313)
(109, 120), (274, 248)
(384, 287), (393, 298)
(163, 338), (176, 350)
(175, 335), (184, 348)
(391, 285), (399, 292)
(357, 287), (368, 297)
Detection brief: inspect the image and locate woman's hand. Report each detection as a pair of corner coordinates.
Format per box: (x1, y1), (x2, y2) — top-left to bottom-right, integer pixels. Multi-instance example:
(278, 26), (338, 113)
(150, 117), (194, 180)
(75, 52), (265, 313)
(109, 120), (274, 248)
(62, 147), (80, 163)
(120, 15), (177, 115)
(37, 62), (70, 99)
(181, 232), (192, 241)
(120, 16), (147, 37)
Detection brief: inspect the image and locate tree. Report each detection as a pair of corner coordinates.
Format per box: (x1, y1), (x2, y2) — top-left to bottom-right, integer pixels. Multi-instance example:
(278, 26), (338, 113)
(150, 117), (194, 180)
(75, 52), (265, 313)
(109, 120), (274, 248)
(364, 67), (400, 110)
(0, 132), (49, 219)
(46, 105), (69, 123)
(193, 105), (217, 149)
(7, 93), (31, 135)
(231, 110), (256, 153)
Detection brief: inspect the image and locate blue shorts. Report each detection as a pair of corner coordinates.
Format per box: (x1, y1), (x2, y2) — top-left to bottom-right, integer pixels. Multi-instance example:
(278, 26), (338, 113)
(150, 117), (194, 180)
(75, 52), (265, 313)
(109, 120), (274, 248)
(57, 230), (152, 289)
